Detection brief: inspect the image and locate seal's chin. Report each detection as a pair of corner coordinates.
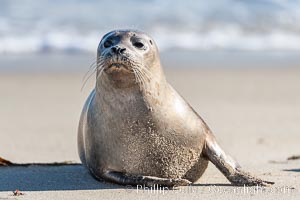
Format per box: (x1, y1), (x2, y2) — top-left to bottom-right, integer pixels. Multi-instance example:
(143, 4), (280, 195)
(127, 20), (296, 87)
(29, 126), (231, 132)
(103, 62), (136, 88)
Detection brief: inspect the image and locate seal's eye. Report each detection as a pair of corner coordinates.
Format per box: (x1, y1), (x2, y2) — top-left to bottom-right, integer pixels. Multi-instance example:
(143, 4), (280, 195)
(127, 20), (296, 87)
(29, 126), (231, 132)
(133, 42), (145, 49)
(104, 40), (113, 48)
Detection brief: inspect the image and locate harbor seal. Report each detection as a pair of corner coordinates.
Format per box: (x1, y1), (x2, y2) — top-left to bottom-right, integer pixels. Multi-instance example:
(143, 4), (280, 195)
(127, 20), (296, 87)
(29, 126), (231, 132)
(78, 29), (274, 187)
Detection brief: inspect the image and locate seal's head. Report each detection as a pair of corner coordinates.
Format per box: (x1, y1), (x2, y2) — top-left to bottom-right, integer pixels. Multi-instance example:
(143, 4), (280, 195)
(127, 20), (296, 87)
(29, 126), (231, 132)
(96, 30), (162, 88)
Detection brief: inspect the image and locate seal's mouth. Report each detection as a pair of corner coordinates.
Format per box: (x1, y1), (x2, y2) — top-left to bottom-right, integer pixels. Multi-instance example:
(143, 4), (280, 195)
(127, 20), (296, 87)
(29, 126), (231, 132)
(108, 63), (127, 69)
(105, 62), (133, 73)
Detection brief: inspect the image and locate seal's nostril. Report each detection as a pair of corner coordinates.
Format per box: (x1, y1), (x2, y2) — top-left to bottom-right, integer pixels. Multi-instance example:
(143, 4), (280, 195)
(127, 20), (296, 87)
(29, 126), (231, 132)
(111, 46), (126, 54)
(120, 48), (126, 54)
(111, 47), (117, 53)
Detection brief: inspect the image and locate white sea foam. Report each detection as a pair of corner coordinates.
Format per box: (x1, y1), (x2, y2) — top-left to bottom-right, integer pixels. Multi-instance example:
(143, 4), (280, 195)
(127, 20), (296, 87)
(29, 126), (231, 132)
(0, 0), (300, 54)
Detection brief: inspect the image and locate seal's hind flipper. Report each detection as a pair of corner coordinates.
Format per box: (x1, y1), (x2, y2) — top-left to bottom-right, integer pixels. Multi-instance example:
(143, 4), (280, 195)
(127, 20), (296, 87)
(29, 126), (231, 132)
(102, 171), (191, 187)
(0, 156), (13, 166)
(227, 168), (275, 186)
(203, 135), (274, 186)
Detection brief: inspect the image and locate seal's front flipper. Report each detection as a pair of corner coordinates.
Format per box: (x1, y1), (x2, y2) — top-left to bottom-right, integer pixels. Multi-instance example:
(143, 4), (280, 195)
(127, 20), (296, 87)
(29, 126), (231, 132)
(102, 171), (191, 187)
(203, 135), (274, 186)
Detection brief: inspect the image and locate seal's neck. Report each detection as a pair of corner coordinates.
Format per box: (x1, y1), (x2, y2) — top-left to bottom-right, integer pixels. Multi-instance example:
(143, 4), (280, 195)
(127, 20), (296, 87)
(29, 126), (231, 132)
(95, 68), (167, 110)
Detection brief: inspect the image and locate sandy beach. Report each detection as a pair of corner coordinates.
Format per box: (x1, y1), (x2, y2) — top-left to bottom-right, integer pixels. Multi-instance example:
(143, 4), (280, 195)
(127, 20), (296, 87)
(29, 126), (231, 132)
(1, 0), (300, 199)
(0, 62), (299, 199)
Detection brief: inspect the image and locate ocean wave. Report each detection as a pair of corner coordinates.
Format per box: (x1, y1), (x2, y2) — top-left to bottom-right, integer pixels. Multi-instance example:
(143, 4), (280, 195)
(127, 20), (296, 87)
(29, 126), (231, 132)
(1, 0), (300, 53)
(1, 28), (300, 54)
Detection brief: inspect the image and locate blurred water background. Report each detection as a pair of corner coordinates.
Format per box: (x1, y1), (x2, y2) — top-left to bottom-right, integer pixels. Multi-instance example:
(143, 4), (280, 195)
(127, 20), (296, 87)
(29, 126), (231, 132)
(0, 0), (300, 71)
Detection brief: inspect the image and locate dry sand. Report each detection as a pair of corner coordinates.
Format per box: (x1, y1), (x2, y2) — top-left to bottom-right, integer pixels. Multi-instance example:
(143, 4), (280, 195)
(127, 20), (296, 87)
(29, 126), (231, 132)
(0, 68), (299, 199)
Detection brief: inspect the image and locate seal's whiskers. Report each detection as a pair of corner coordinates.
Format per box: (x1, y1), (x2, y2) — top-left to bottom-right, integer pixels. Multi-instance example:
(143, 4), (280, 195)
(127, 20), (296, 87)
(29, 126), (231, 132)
(133, 68), (146, 91)
(81, 58), (105, 91)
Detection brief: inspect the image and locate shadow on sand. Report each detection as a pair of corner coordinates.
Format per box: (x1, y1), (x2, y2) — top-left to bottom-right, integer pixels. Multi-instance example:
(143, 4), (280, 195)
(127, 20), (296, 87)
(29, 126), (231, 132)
(283, 168), (300, 172)
(0, 163), (122, 191)
(0, 164), (240, 192)
(192, 183), (233, 187)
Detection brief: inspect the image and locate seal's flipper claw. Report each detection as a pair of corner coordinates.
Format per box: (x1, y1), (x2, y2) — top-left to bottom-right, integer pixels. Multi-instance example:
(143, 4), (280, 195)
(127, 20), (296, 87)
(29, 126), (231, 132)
(102, 171), (191, 187)
(229, 168), (274, 186)
(204, 135), (274, 186)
